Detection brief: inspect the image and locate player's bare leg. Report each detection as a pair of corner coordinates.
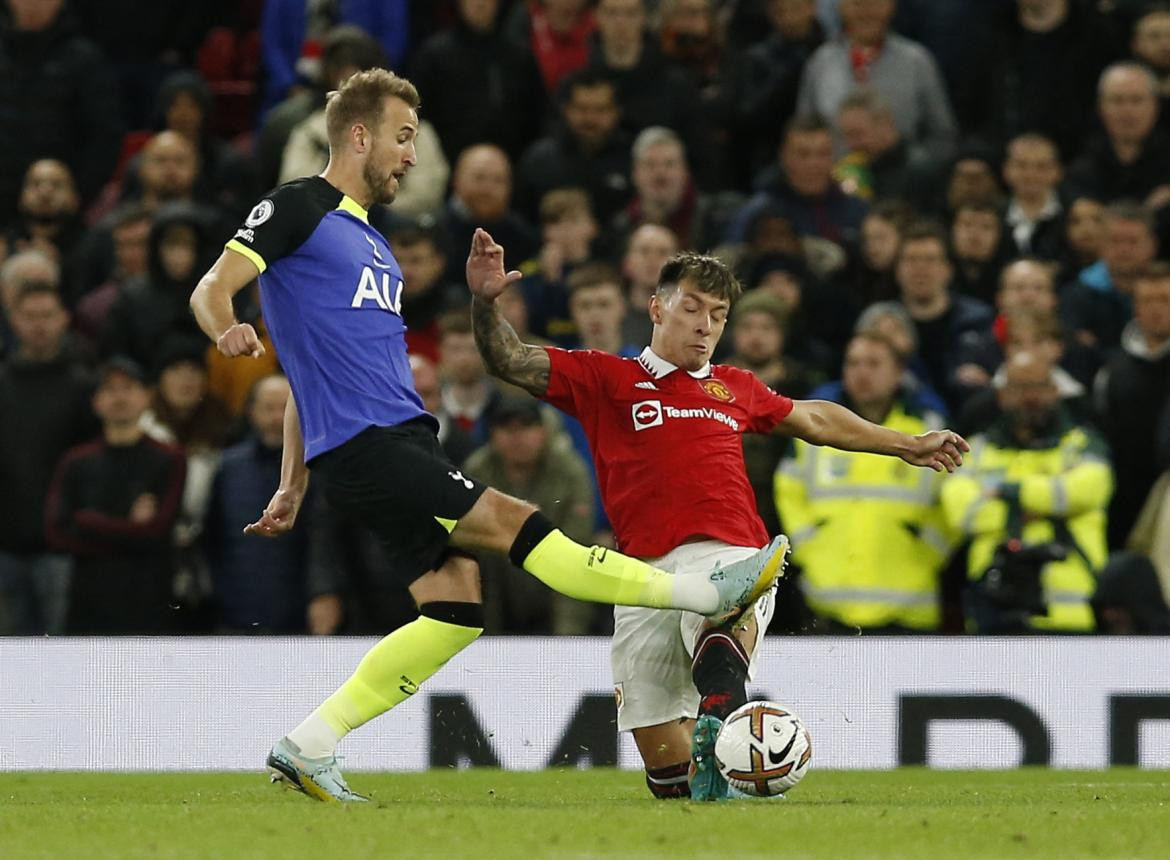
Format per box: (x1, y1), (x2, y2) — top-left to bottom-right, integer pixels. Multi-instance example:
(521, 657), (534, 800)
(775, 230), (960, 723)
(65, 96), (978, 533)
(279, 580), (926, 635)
(634, 719), (696, 799)
(451, 488), (785, 618)
(270, 555), (483, 803)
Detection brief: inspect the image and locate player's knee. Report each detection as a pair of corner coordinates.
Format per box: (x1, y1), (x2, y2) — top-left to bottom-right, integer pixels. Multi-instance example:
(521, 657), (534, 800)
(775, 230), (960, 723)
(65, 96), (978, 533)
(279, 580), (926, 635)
(411, 553), (482, 605)
(645, 762), (691, 799)
(453, 488), (538, 555)
(442, 553), (482, 598)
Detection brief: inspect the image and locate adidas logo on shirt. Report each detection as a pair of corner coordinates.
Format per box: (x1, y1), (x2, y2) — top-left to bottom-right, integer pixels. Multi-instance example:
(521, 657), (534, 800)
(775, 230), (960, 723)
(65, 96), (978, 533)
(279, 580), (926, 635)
(634, 381), (659, 390)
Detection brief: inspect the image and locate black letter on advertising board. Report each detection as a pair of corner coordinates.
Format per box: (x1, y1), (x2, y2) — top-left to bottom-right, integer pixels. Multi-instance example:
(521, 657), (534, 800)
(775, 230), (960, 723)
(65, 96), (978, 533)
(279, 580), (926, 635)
(1109, 695), (1170, 765)
(898, 695), (1051, 766)
(429, 694), (502, 767)
(546, 694), (618, 767)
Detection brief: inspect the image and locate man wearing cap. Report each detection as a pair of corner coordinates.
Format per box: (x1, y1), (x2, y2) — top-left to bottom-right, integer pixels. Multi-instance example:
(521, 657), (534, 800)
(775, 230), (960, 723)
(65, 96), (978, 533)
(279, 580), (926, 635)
(44, 357), (187, 633)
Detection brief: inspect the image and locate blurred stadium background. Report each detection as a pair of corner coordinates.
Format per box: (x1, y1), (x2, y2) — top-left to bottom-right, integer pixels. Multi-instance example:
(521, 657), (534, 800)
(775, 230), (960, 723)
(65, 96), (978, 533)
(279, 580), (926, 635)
(2, 4), (1170, 841)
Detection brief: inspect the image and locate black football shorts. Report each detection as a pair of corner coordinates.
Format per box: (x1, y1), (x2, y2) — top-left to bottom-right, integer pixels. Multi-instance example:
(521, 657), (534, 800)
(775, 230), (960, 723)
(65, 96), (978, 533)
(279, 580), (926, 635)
(310, 419), (488, 585)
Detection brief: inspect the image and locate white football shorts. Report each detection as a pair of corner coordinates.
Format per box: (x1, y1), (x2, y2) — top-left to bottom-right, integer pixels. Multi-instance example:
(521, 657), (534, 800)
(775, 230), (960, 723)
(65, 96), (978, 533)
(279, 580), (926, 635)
(611, 539), (776, 732)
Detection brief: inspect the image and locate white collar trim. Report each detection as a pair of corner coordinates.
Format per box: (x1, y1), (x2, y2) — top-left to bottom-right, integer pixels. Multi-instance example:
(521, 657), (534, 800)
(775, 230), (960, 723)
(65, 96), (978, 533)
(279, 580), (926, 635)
(1006, 192), (1062, 226)
(637, 346), (712, 380)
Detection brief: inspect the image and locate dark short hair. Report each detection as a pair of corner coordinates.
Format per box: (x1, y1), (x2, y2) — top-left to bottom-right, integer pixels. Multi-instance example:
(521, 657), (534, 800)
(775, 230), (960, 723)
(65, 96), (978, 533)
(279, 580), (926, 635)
(487, 396), (543, 429)
(322, 25), (387, 77)
(1136, 260), (1170, 285)
(98, 355), (147, 387)
(109, 202), (153, 232)
(558, 68), (616, 106)
(953, 197), (1004, 219)
(153, 336), (207, 378)
(388, 224), (446, 255)
(437, 309), (472, 337)
(867, 199), (915, 230)
(1105, 200), (1156, 233)
(782, 114), (832, 144)
(1006, 132), (1059, 160)
(657, 252), (742, 303)
(1139, 2), (1170, 22)
(567, 262), (622, 295)
(898, 220), (949, 258)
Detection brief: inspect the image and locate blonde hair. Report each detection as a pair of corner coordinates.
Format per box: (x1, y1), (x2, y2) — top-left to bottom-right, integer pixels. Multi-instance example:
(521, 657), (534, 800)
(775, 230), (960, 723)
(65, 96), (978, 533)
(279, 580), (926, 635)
(325, 68), (420, 145)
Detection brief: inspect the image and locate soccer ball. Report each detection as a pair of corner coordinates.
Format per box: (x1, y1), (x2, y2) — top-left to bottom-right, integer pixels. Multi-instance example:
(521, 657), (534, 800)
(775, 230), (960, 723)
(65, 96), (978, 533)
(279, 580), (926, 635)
(714, 701), (812, 797)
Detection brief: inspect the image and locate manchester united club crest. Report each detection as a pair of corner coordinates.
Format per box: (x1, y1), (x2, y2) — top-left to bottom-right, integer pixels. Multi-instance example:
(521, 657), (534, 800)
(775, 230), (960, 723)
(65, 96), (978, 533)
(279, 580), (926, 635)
(700, 378), (735, 403)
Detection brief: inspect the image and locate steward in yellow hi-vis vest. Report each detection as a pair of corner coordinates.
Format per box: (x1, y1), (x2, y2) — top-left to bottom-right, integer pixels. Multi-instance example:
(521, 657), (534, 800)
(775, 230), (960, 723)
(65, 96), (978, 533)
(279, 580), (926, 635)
(940, 354), (1112, 633)
(776, 403), (948, 630)
(775, 333), (950, 631)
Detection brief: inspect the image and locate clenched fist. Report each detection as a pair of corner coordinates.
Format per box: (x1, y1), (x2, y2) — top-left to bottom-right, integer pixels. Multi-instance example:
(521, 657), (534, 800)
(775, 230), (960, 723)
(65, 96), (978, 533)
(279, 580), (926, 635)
(217, 322), (266, 358)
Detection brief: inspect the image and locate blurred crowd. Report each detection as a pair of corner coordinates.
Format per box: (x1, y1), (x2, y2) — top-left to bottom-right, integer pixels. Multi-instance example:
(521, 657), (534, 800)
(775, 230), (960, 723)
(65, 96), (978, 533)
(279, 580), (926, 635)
(3, 0), (1170, 637)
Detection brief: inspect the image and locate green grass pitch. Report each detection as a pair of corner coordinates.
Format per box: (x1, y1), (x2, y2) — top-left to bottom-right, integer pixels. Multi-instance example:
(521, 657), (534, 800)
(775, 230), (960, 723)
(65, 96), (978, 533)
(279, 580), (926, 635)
(2, 769), (1168, 859)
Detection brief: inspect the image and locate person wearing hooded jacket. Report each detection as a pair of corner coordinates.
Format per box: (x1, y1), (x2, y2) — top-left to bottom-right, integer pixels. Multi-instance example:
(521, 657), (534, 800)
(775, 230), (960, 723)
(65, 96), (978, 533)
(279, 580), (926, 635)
(148, 70), (259, 220)
(114, 71), (258, 221)
(100, 202), (219, 368)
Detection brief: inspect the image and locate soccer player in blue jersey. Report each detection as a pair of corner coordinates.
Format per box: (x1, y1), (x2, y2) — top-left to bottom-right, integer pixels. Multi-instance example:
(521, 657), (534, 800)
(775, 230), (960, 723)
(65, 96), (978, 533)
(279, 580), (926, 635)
(188, 69), (787, 803)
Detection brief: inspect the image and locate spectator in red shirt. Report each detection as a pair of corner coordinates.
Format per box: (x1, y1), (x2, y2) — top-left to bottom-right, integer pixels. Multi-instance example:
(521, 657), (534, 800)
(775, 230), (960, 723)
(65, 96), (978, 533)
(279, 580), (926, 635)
(506, 0), (596, 95)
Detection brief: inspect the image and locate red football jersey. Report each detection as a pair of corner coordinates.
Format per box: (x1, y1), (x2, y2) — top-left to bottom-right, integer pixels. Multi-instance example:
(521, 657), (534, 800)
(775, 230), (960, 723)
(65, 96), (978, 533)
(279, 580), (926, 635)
(541, 346), (795, 558)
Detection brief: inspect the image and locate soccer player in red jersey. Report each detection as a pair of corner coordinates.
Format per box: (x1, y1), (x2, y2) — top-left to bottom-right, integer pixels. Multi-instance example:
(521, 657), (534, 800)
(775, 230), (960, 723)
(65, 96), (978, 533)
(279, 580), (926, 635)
(468, 228), (969, 800)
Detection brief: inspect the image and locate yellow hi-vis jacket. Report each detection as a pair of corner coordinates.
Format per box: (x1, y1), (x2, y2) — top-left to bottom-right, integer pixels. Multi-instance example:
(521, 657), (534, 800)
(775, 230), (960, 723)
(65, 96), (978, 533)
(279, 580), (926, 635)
(940, 416), (1112, 632)
(775, 403), (949, 630)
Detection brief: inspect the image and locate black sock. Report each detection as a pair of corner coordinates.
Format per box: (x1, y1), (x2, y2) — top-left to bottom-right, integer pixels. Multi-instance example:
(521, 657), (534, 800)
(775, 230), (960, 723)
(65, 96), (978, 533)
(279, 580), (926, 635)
(508, 511), (555, 567)
(645, 762), (691, 799)
(418, 601), (485, 628)
(691, 628), (750, 721)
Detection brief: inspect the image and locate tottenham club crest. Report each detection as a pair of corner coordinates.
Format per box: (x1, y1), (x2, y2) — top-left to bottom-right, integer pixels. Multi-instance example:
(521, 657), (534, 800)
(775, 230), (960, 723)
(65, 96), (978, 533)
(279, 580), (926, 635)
(245, 199), (274, 227)
(700, 378), (735, 403)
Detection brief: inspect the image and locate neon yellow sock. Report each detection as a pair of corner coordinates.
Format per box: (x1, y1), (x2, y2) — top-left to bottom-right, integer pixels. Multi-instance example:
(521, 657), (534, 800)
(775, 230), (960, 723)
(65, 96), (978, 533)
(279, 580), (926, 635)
(521, 529), (717, 613)
(288, 616), (481, 754)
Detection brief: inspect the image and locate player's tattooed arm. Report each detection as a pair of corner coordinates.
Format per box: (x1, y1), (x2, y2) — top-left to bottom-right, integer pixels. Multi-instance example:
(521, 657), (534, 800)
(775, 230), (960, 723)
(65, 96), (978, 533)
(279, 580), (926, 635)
(466, 227), (550, 395)
(471, 296), (551, 396)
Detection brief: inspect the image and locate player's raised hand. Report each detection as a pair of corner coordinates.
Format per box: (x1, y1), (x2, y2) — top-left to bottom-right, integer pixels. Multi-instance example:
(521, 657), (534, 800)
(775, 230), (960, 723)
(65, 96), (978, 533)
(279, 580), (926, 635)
(217, 322), (266, 358)
(243, 487), (302, 537)
(466, 227), (522, 301)
(903, 430), (971, 473)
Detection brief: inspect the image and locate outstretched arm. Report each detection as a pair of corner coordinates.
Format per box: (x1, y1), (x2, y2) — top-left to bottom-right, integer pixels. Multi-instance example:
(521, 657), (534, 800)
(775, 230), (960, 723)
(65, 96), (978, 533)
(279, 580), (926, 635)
(777, 400), (969, 473)
(190, 248), (267, 358)
(467, 228), (550, 396)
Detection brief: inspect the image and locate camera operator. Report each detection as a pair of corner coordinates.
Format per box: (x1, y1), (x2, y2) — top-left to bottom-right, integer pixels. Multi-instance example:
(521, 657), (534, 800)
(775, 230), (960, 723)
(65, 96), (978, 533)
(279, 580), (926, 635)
(941, 350), (1112, 632)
